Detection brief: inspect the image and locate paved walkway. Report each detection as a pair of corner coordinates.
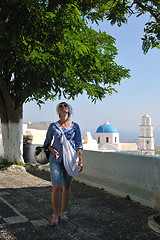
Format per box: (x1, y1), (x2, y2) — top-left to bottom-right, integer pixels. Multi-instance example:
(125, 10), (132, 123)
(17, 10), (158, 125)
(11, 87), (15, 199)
(0, 164), (160, 240)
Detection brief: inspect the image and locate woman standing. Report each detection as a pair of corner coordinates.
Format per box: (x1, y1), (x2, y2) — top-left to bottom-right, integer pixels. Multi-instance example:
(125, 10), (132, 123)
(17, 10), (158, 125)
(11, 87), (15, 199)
(44, 102), (83, 225)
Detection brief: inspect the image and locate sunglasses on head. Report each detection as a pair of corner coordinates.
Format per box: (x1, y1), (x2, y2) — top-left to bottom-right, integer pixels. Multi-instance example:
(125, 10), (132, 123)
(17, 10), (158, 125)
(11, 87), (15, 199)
(58, 103), (68, 108)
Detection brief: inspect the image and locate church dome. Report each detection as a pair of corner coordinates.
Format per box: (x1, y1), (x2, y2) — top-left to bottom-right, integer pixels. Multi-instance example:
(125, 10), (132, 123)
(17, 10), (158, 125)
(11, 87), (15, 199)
(96, 121), (118, 133)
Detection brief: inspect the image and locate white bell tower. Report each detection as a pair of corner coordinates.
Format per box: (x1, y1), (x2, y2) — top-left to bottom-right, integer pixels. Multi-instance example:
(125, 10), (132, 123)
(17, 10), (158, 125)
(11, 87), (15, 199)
(138, 113), (155, 155)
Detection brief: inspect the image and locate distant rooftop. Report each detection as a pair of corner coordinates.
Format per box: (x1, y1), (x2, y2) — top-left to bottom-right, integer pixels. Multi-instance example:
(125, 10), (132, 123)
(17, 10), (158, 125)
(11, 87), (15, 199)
(24, 121), (52, 130)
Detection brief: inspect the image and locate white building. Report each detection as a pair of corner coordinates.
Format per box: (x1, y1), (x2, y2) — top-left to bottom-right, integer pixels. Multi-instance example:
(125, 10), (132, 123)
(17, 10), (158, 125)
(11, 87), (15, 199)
(95, 121), (119, 145)
(94, 121), (119, 151)
(94, 121), (137, 152)
(138, 113), (155, 155)
(82, 132), (98, 151)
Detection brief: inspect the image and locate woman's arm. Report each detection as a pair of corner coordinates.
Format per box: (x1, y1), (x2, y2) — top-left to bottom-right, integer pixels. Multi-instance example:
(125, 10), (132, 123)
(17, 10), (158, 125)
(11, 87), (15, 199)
(74, 123), (83, 151)
(74, 123), (83, 172)
(48, 145), (59, 160)
(44, 124), (59, 159)
(77, 148), (83, 172)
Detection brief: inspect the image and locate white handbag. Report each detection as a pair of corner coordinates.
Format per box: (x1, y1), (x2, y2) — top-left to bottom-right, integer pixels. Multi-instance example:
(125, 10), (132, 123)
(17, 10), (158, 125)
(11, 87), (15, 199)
(55, 122), (80, 177)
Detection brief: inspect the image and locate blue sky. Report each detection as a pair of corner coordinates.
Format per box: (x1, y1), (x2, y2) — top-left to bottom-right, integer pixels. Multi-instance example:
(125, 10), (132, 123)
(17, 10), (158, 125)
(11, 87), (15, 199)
(23, 14), (160, 143)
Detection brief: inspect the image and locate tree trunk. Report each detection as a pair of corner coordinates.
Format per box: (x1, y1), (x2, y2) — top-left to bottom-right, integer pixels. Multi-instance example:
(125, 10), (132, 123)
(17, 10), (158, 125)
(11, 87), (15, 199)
(0, 86), (24, 163)
(1, 119), (24, 163)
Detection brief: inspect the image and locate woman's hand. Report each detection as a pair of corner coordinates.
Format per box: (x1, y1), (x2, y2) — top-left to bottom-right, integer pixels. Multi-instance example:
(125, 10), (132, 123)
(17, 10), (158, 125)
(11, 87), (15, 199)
(77, 149), (83, 172)
(48, 146), (59, 160)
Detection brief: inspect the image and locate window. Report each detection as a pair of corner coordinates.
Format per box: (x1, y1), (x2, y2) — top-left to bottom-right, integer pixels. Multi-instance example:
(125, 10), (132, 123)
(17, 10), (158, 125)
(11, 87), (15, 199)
(146, 140), (149, 150)
(98, 137), (100, 143)
(115, 137), (117, 143)
(106, 137), (109, 143)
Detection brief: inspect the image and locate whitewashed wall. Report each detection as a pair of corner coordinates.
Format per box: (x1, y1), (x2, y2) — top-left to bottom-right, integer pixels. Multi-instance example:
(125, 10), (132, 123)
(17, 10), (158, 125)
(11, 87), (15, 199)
(75, 150), (160, 210)
(95, 132), (119, 144)
(0, 135), (4, 157)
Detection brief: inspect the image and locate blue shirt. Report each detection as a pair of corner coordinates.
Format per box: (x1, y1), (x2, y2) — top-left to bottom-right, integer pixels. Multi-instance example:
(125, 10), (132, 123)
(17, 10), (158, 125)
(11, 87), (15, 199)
(44, 121), (83, 163)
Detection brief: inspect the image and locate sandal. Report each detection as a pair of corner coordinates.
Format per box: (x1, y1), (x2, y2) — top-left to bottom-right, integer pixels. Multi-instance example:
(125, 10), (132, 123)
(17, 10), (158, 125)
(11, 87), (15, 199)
(60, 212), (69, 222)
(50, 216), (59, 226)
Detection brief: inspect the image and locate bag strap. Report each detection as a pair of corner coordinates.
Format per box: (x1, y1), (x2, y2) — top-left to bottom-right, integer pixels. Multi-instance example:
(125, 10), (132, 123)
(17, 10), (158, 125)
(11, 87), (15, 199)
(54, 122), (74, 149)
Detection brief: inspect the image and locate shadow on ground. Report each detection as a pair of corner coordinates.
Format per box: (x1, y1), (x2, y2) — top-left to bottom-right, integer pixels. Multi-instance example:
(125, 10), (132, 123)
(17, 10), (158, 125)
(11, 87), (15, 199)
(0, 165), (160, 239)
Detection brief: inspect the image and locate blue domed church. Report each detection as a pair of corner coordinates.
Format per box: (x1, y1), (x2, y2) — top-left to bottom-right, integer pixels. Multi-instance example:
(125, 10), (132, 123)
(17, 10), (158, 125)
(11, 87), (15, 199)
(83, 120), (138, 152)
(95, 121), (119, 147)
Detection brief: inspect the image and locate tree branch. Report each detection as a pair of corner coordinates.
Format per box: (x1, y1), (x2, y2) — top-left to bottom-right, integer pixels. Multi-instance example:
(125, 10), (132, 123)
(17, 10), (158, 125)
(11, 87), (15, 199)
(134, 0), (160, 22)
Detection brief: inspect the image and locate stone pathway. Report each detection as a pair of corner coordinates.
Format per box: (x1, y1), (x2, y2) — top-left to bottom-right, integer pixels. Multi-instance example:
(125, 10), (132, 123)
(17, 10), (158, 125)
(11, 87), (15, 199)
(0, 165), (160, 240)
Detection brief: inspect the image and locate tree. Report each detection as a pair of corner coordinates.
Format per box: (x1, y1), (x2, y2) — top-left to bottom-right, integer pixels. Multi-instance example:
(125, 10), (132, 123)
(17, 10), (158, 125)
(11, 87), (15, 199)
(75, 0), (160, 54)
(0, 0), (159, 162)
(130, 0), (160, 54)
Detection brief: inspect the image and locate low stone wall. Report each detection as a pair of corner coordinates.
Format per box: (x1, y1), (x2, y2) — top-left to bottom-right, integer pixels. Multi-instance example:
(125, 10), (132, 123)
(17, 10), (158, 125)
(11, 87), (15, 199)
(23, 145), (160, 210)
(75, 150), (160, 210)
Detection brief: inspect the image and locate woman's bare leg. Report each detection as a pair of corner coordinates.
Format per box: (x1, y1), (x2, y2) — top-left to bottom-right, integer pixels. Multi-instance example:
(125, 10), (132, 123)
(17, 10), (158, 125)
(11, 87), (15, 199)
(51, 184), (61, 224)
(60, 184), (71, 219)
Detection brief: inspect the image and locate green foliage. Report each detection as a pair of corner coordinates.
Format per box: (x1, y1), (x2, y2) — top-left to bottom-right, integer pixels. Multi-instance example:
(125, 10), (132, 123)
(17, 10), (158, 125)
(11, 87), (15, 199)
(155, 151), (160, 156)
(0, 0), (131, 108)
(131, 0), (160, 54)
(142, 21), (160, 54)
(0, 159), (26, 170)
(1, 0), (159, 111)
(78, 0), (160, 54)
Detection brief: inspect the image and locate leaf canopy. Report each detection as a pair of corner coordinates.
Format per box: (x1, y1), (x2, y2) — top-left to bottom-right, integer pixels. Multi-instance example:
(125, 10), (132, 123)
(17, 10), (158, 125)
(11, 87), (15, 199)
(1, 0), (158, 108)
